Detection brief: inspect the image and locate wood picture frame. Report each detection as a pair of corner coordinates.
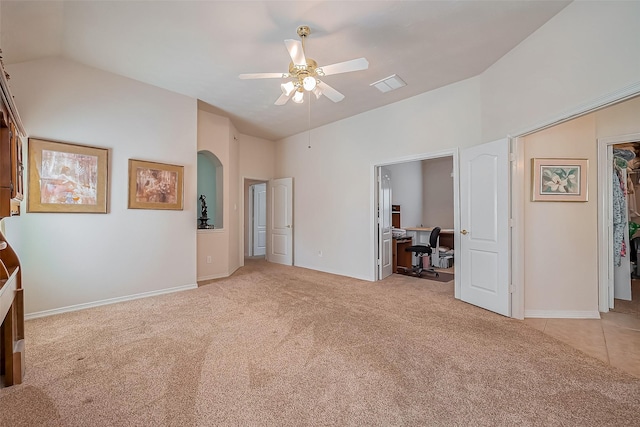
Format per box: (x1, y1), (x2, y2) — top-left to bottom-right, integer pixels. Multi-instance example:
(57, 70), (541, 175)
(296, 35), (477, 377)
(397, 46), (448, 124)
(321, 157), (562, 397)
(128, 159), (183, 210)
(27, 138), (109, 213)
(531, 158), (588, 202)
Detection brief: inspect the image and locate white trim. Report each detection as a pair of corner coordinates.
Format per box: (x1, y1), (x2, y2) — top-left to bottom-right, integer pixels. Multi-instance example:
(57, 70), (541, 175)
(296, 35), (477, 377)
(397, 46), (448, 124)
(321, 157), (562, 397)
(597, 140), (611, 313)
(240, 176), (271, 269)
(247, 184), (254, 257)
(597, 132), (640, 313)
(372, 148), (459, 285)
(524, 310), (601, 319)
(197, 272), (229, 281)
(511, 81), (640, 138)
(197, 228), (224, 234)
(25, 284), (197, 320)
(511, 137), (525, 320)
(452, 148), (460, 300)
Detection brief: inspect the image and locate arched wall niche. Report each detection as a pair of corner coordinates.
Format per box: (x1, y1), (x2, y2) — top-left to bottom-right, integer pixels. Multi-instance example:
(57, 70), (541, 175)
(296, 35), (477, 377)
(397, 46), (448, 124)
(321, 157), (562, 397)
(197, 150), (223, 229)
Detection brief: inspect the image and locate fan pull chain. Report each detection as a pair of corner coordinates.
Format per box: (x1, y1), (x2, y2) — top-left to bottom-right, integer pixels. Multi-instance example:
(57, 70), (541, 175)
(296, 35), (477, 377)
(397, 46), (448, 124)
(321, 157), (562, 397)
(307, 91), (311, 149)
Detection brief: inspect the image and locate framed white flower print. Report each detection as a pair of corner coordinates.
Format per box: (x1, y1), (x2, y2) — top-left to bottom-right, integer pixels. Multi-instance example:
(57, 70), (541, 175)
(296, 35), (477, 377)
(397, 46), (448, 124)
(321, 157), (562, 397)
(531, 158), (588, 202)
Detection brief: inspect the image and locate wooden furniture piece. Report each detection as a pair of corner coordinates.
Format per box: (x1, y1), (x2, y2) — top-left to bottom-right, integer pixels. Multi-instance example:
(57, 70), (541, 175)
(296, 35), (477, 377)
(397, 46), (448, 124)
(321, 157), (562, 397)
(392, 204), (401, 228)
(0, 49), (26, 388)
(393, 237), (413, 273)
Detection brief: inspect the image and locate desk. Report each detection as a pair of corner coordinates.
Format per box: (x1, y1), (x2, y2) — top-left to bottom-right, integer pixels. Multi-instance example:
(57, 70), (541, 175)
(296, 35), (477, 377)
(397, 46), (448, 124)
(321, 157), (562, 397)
(393, 237), (413, 273)
(404, 227), (454, 261)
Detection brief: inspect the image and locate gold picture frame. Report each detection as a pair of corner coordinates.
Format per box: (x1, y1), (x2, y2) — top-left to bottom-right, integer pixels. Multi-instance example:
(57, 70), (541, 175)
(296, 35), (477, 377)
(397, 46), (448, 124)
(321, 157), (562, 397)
(128, 159), (184, 210)
(28, 138), (109, 213)
(531, 158), (588, 202)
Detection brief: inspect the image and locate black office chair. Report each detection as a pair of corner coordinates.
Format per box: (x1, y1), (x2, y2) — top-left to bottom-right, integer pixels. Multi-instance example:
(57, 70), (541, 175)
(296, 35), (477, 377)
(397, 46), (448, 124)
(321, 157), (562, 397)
(404, 227), (441, 278)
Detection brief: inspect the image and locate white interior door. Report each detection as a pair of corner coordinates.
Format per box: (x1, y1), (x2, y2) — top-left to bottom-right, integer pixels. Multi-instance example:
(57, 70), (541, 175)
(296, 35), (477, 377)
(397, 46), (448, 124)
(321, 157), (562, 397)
(267, 177), (293, 265)
(252, 183), (267, 256)
(378, 167), (393, 279)
(460, 138), (510, 316)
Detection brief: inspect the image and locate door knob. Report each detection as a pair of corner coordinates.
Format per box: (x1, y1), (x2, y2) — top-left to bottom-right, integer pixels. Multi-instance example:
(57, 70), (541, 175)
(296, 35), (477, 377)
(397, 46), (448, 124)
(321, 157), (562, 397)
(461, 229), (468, 235)
(286, 225), (291, 228)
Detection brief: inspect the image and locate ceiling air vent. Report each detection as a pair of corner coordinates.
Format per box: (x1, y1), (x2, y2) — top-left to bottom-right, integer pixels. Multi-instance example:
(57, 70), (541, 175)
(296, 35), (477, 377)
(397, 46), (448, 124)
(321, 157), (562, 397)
(370, 74), (406, 93)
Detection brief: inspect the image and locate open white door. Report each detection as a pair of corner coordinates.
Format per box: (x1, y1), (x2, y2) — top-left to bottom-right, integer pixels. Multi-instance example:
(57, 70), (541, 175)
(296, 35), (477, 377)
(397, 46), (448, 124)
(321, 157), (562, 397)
(378, 167), (393, 279)
(460, 138), (510, 316)
(267, 177), (293, 265)
(252, 183), (267, 256)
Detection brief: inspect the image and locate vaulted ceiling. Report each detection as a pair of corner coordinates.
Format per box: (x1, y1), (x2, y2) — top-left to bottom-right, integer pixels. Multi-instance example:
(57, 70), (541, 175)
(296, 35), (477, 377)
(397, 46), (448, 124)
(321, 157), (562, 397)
(0, 1), (571, 140)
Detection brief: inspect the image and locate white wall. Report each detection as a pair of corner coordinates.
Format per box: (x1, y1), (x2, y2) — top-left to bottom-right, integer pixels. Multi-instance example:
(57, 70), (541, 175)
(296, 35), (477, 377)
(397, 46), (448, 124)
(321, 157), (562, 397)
(197, 108), (233, 280)
(522, 96), (640, 317)
(276, 2), (640, 308)
(276, 77), (481, 280)
(3, 57), (197, 315)
(228, 121), (241, 274)
(523, 114), (598, 315)
(481, 1), (640, 141)
(385, 162), (422, 229)
(421, 157), (454, 229)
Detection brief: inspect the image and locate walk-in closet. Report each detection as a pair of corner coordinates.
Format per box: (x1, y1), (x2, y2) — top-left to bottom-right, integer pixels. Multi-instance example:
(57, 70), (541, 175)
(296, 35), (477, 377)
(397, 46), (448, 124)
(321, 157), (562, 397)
(612, 142), (640, 308)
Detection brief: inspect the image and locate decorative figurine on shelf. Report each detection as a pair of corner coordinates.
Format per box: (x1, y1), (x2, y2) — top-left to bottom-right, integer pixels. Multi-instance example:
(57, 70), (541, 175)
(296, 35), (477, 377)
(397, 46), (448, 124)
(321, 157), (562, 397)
(198, 194), (213, 229)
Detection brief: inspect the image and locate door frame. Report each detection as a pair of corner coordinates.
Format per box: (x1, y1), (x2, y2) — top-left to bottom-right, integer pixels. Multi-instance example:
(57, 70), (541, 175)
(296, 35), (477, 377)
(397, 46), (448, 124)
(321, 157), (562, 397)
(240, 176), (270, 268)
(510, 82), (640, 318)
(597, 132), (640, 312)
(247, 181), (267, 257)
(372, 148), (461, 298)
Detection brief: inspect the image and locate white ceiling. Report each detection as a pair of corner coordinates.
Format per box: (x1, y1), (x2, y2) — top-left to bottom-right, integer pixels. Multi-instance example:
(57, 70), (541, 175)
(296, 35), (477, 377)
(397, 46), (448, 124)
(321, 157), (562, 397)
(0, 1), (571, 141)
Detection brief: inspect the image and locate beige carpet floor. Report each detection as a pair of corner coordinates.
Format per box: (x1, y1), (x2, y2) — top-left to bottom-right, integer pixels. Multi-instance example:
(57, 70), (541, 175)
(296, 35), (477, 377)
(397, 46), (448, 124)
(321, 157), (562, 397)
(1, 259), (639, 426)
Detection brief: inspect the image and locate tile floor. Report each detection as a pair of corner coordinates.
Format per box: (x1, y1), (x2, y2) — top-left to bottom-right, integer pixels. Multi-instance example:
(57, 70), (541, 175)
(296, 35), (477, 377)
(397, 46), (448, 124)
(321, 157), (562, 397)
(524, 280), (640, 379)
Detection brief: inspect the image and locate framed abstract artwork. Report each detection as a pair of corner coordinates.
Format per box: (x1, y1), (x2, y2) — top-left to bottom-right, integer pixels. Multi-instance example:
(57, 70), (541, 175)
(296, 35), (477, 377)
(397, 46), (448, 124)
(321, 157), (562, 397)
(531, 158), (588, 202)
(28, 138), (109, 213)
(128, 159), (183, 210)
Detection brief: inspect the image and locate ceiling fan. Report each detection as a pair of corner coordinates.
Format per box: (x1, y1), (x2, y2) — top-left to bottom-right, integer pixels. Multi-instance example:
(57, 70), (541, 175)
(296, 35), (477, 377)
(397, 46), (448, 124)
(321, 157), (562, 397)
(239, 25), (369, 105)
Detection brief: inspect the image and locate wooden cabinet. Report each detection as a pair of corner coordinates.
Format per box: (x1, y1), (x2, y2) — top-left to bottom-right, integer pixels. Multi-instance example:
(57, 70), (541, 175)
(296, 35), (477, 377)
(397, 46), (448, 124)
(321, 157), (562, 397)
(0, 119), (23, 217)
(392, 204), (400, 228)
(393, 237), (414, 273)
(0, 50), (26, 388)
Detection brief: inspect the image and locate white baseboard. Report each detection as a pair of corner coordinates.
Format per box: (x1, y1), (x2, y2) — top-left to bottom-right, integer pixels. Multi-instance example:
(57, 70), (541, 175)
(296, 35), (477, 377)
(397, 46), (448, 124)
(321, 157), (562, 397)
(25, 284), (198, 320)
(197, 272), (229, 281)
(524, 310), (601, 319)
(197, 265), (241, 282)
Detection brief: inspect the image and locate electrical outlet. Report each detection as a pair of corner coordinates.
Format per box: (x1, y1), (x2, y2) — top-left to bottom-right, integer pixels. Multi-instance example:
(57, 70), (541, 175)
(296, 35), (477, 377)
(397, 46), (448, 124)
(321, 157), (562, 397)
(206, 256), (212, 264)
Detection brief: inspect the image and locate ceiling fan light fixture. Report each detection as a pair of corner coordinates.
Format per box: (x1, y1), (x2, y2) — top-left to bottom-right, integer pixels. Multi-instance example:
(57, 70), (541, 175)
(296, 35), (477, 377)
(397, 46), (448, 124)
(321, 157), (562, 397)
(281, 81), (295, 96)
(240, 25), (367, 106)
(292, 90), (304, 104)
(302, 76), (317, 91)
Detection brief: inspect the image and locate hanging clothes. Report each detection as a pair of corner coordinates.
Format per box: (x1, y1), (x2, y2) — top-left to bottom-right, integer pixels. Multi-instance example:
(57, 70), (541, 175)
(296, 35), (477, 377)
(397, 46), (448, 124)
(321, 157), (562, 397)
(613, 169), (627, 266)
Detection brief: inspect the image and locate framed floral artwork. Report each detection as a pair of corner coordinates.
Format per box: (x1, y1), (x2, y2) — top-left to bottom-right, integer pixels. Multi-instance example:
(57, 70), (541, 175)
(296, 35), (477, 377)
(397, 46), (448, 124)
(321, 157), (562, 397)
(128, 159), (183, 210)
(531, 158), (588, 202)
(28, 138), (109, 213)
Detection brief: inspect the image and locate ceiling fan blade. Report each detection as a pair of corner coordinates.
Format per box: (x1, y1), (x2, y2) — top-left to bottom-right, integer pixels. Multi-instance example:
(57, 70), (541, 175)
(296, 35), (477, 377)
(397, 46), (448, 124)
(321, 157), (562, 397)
(274, 92), (292, 106)
(284, 39), (306, 67)
(239, 72), (288, 79)
(317, 58), (369, 76)
(317, 81), (345, 103)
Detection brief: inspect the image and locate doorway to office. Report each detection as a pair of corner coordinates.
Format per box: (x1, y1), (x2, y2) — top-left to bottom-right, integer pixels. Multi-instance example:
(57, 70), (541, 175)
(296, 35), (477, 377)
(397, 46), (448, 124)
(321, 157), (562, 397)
(375, 149), (458, 287)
